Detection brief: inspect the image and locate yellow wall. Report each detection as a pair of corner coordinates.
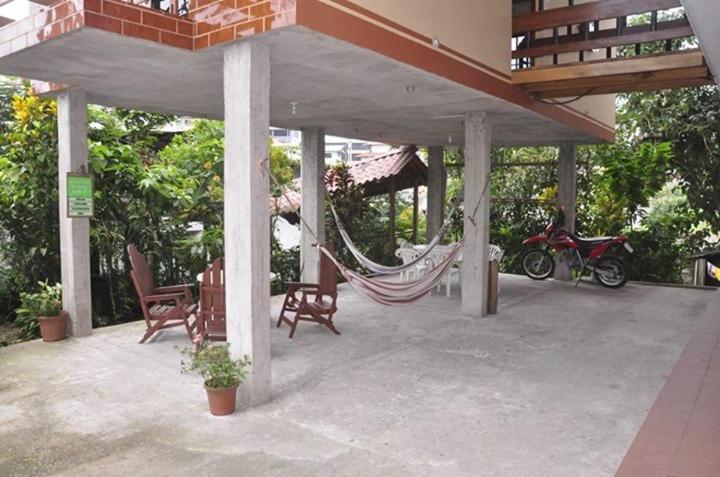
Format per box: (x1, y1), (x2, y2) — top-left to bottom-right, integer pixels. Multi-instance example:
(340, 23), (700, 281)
(337, 0), (614, 134)
(346, 0), (511, 77)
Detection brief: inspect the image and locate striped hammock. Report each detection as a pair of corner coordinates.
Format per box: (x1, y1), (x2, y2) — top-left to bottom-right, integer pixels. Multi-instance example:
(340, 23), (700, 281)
(330, 203), (446, 275)
(320, 242), (463, 306)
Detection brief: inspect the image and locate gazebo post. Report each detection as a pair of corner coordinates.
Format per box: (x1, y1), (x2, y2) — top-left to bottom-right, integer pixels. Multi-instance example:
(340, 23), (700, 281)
(412, 182), (419, 243)
(57, 89), (92, 337)
(426, 146), (446, 243)
(388, 177), (397, 251)
(223, 38), (271, 407)
(462, 112), (491, 317)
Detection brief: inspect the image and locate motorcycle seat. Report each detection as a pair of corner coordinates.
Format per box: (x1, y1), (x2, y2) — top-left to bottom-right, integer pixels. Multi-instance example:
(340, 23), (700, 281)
(571, 234), (613, 244)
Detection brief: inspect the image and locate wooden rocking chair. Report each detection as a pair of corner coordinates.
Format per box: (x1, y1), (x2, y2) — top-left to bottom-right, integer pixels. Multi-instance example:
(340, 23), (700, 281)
(127, 244), (198, 344)
(198, 258), (227, 342)
(277, 242), (340, 338)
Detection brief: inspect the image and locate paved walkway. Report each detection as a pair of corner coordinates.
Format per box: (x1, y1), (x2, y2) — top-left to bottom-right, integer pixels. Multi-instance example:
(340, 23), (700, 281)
(617, 288), (720, 477)
(0, 275), (711, 476)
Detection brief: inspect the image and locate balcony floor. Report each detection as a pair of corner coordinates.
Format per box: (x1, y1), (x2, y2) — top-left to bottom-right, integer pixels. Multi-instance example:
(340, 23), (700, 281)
(0, 275), (710, 476)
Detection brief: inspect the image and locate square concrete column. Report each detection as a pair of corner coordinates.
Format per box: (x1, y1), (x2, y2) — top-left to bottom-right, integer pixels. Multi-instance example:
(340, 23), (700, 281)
(426, 146), (446, 243)
(300, 127), (325, 283)
(223, 39), (271, 406)
(57, 89), (92, 337)
(462, 113), (491, 317)
(555, 142), (577, 281)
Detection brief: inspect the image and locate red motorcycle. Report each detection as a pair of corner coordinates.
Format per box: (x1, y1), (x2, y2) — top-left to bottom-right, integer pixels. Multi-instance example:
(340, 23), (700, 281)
(521, 208), (633, 288)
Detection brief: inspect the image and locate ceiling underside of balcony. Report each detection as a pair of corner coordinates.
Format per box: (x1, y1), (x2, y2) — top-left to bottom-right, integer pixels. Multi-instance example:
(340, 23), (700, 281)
(0, 26), (609, 146)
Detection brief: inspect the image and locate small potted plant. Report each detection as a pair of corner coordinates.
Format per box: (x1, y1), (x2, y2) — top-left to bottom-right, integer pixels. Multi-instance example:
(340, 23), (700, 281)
(18, 282), (66, 342)
(183, 340), (251, 416)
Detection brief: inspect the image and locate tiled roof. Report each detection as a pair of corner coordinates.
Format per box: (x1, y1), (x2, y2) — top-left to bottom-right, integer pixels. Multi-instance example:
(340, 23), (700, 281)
(271, 145), (425, 215)
(346, 145), (419, 188)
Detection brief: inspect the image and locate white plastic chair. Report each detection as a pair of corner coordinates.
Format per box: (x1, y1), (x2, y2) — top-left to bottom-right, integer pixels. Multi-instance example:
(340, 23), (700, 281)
(436, 244), (503, 297)
(395, 245), (428, 282)
(489, 244), (504, 263)
(429, 244), (460, 297)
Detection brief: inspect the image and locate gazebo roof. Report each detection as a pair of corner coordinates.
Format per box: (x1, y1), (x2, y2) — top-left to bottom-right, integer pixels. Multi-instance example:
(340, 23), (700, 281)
(272, 145), (427, 215)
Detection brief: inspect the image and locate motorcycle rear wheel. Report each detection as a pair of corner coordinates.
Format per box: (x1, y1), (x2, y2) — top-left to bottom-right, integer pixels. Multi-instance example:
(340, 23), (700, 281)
(593, 255), (628, 288)
(522, 249), (555, 280)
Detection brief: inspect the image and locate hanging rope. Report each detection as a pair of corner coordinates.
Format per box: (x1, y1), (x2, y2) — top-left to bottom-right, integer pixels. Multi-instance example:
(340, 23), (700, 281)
(265, 158), (490, 306)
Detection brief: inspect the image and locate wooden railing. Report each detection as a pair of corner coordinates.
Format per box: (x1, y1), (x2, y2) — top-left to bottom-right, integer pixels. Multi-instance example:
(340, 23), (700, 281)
(512, 0), (693, 70)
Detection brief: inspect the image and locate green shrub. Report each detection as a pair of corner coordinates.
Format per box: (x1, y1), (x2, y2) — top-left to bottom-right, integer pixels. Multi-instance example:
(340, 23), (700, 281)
(16, 282), (62, 338)
(271, 241), (299, 295)
(182, 342), (251, 390)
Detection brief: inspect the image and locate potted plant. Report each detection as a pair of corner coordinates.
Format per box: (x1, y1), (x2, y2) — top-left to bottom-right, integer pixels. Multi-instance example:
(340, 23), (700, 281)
(18, 282), (66, 342)
(183, 340), (251, 416)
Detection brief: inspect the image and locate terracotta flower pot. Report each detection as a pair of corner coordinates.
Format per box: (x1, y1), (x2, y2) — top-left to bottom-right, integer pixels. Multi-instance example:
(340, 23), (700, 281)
(37, 311), (67, 342)
(205, 384), (238, 416)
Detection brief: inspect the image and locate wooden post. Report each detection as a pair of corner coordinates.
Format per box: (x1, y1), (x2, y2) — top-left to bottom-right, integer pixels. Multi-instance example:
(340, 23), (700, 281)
(694, 258), (707, 286)
(389, 178), (396, 251)
(426, 146), (446, 243)
(487, 261), (499, 315)
(412, 183), (419, 243)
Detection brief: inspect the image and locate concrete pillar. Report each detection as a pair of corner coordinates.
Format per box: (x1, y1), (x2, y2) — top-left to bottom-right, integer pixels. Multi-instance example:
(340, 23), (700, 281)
(57, 89), (92, 337)
(300, 127), (326, 283)
(223, 39), (271, 406)
(555, 142), (577, 281)
(462, 112), (491, 317)
(426, 146), (446, 243)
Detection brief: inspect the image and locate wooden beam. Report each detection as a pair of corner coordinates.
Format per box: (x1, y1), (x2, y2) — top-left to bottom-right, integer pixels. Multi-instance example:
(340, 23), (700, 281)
(513, 24), (693, 60)
(531, 77), (713, 98)
(513, 0), (682, 35)
(513, 49), (706, 85)
(523, 65), (709, 92)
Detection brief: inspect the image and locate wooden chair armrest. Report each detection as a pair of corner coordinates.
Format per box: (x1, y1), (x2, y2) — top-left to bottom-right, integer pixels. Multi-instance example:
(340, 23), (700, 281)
(142, 292), (185, 304)
(156, 284), (194, 293)
(299, 289), (336, 305)
(286, 283), (319, 295)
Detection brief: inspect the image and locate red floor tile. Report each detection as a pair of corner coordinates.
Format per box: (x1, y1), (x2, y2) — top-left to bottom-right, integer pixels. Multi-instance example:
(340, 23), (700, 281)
(616, 463), (672, 477)
(673, 454), (720, 476)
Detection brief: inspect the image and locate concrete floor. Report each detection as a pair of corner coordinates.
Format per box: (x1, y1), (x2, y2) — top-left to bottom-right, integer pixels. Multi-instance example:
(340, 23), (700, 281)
(0, 275), (711, 477)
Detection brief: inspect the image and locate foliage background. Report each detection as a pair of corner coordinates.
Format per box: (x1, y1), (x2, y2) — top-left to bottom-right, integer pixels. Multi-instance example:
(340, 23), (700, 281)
(0, 78), (717, 343)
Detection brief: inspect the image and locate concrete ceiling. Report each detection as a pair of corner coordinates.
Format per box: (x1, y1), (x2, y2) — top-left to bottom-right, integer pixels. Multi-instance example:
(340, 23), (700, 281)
(682, 0), (720, 85)
(0, 26), (606, 146)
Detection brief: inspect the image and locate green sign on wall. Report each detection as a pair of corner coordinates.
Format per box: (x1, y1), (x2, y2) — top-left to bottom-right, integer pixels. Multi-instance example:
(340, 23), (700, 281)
(67, 174), (94, 218)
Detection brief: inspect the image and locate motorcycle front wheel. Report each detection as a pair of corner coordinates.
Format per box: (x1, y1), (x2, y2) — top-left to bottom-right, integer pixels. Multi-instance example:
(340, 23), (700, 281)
(593, 255), (628, 288)
(522, 249), (555, 280)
